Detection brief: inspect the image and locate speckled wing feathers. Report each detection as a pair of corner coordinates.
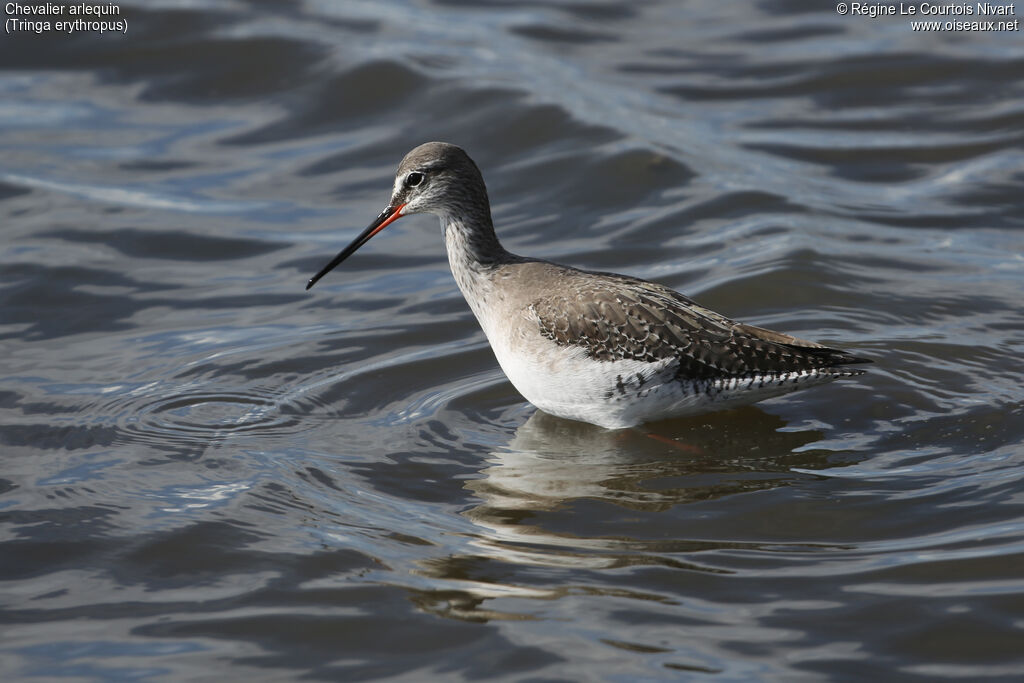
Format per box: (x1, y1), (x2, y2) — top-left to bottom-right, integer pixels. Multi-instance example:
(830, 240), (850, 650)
(531, 272), (868, 380)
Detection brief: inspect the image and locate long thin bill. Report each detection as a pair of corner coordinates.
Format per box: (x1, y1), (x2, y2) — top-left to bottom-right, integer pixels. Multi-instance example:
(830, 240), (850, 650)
(306, 203), (406, 290)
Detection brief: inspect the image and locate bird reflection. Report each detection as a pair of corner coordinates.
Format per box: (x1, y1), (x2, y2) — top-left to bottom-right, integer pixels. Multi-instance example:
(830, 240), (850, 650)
(467, 407), (826, 516)
(410, 407), (839, 621)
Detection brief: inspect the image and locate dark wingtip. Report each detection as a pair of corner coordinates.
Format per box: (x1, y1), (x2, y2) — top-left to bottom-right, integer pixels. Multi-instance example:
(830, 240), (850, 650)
(802, 346), (872, 368)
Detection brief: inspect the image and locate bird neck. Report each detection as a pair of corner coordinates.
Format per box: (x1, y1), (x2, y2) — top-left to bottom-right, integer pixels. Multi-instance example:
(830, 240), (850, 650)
(443, 209), (512, 270)
(442, 210), (518, 315)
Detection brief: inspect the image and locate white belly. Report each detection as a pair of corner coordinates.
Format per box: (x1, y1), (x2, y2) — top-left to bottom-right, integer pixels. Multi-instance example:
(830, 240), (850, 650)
(485, 326), (837, 430)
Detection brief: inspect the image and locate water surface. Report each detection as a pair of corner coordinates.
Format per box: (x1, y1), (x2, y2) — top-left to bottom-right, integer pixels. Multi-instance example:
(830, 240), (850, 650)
(2, 1), (1024, 680)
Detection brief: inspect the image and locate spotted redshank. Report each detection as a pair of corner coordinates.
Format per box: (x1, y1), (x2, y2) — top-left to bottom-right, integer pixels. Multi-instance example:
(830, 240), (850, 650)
(307, 142), (869, 429)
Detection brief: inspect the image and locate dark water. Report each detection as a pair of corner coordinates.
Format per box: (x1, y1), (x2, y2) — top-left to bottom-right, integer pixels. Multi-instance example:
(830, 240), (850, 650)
(2, 1), (1024, 680)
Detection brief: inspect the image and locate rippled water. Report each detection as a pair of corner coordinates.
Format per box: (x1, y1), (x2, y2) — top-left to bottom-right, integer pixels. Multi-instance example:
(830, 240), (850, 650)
(3, 1), (1024, 680)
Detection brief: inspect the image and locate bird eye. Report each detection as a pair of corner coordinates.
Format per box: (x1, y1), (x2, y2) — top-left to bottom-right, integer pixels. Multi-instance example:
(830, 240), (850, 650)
(406, 172), (424, 187)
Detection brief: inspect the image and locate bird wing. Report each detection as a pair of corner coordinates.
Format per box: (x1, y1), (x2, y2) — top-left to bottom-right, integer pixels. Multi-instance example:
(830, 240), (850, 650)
(528, 271), (868, 380)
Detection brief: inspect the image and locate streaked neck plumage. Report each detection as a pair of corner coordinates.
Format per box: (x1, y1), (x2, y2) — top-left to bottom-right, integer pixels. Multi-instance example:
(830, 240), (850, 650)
(439, 180), (517, 299)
